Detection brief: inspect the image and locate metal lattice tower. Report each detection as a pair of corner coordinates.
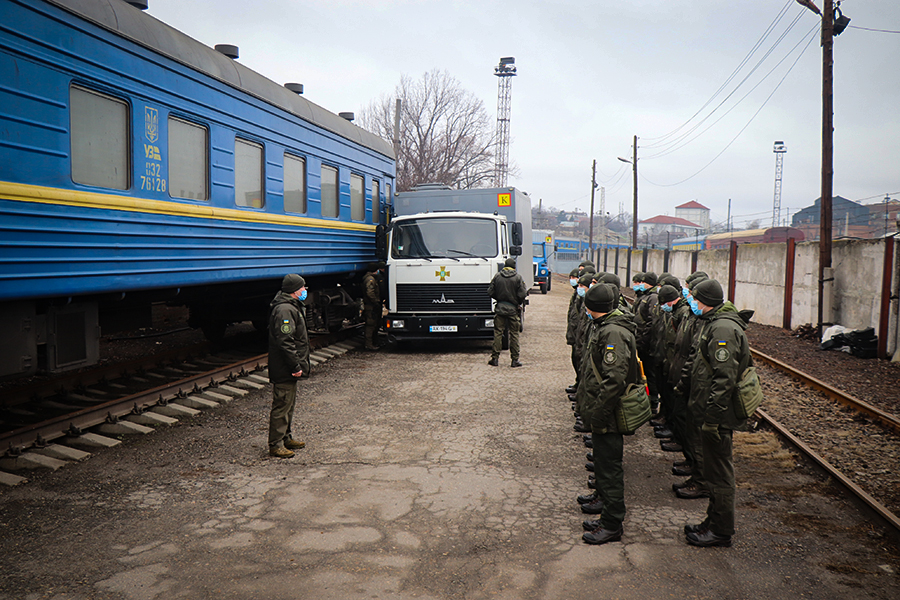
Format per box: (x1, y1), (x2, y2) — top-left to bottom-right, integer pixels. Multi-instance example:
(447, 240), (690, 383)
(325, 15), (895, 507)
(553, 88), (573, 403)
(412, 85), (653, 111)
(493, 57), (516, 187)
(772, 141), (786, 227)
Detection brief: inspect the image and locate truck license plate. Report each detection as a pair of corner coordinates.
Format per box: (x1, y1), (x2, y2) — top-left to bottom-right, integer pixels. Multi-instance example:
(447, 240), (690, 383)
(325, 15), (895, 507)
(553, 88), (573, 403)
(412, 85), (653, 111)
(430, 325), (457, 332)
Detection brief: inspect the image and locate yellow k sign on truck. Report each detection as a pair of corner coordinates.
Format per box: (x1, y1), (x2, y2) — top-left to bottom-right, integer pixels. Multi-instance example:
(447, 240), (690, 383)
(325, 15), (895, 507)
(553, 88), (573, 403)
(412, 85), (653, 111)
(383, 185), (532, 342)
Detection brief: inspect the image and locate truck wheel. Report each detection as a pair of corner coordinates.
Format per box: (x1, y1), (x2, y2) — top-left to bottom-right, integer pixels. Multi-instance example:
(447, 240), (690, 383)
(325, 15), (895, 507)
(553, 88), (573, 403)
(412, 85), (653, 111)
(547, 278), (552, 291)
(540, 282), (548, 294)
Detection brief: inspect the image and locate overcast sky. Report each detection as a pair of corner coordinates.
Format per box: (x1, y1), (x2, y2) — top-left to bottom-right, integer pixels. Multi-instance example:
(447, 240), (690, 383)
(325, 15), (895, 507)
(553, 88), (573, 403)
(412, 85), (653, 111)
(147, 0), (899, 230)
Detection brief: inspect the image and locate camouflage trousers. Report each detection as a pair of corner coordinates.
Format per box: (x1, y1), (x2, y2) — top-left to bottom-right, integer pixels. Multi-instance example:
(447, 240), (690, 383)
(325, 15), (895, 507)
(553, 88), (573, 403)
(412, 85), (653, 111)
(491, 313), (520, 361)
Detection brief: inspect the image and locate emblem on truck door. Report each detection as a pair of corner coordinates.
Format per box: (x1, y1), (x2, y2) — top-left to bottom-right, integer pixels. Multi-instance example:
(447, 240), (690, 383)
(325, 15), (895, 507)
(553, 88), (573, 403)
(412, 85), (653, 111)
(433, 294), (455, 304)
(435, 266), (450, 281)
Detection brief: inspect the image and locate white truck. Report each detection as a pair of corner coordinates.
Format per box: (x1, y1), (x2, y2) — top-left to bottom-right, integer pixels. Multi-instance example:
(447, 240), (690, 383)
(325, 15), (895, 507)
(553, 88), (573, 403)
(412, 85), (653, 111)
(383, 185), (532, 342)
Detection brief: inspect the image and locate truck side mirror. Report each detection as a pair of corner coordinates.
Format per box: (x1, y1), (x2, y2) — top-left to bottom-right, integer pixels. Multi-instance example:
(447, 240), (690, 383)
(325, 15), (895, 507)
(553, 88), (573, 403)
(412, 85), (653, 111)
(554, 244), (559, 252)
(511, 222), (523, 246)
(509, 245), (522, 256)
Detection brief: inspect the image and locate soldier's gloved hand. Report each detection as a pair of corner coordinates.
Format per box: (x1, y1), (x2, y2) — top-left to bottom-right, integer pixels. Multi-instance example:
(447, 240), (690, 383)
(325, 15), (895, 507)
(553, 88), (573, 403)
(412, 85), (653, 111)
(701, 422), (721, 443)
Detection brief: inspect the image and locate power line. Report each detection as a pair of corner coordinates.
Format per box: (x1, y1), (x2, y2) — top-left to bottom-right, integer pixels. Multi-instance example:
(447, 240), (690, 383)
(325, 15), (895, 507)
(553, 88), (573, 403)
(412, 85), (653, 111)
(639, 25), (818, 187)
(642, 0), (795, 146)
(643, 13), (808, 157)
(848, 25), (900, 34)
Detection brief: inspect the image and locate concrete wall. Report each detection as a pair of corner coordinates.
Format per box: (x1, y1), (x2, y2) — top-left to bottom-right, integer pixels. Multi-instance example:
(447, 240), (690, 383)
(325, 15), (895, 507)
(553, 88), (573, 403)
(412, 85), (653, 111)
(734, 243), (787, 327)
(790, 241), (820, 329)
(831, 239), (886, 331)
(668, 251), (693, 284)
(695, 249), (731, 286)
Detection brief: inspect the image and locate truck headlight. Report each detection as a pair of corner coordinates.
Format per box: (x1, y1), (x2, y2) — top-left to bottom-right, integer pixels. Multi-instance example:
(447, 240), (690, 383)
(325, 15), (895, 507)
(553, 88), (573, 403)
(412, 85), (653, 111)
(485, 318), (494, 328)
(390, 319), (405, 329)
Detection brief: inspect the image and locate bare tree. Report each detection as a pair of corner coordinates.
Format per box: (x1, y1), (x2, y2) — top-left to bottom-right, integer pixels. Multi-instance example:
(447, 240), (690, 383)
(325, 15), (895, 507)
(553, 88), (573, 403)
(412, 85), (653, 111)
(358, 70), (496, 191)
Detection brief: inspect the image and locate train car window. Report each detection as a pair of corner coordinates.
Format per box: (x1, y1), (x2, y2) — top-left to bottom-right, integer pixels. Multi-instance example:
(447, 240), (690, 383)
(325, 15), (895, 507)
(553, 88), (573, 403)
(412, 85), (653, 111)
(321, 165), (339, 218)
(350, 173), (365, 221)
(371, 179), (380, 215)
(283, 153), (306, 213)
(70, 86), (129, 190)
(235, 138), (263, 208)
(168, 116), (208, 200)
(386, 183), (392, 202)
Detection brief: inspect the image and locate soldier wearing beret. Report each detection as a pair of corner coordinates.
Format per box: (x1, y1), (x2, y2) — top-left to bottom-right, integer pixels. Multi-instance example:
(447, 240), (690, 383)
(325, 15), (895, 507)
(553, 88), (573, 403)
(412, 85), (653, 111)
(576, 283), (640, 545)
(267, 274), (310, 458)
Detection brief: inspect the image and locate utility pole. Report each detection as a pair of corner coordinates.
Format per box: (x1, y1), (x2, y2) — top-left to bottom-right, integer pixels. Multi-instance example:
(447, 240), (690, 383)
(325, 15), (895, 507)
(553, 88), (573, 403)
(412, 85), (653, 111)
(617, 136), (638, 250)
(727, 199), (732, 233)
(589, 159), (597, 262)
(819, 0), (835, 335)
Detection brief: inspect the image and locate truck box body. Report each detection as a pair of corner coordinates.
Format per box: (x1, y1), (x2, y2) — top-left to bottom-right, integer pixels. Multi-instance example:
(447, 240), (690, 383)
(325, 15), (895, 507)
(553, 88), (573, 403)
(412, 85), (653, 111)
(386, 186), (532, 341)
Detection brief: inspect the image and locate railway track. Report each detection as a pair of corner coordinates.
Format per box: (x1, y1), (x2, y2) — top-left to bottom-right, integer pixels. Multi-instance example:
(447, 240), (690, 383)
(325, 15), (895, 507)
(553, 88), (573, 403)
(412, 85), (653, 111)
(0, 326), (364, 486)
(750, 349), (900, 536)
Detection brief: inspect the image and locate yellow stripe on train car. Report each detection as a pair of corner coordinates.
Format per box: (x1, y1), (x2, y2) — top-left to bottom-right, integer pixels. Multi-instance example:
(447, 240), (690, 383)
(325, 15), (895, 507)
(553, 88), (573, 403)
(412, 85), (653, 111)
(0, 181), (377, 232)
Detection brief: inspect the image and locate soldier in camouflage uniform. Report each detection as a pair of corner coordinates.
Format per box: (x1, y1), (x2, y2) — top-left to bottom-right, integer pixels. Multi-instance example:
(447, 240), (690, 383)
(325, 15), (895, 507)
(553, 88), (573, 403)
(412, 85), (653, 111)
(267, 274), (310, 458)
(684, 278), (751, 548)
(488, 258), (527, 367)
(575, 283), (640, 545)
(362, 262), (383, 350)
(565, 268), (582, 393)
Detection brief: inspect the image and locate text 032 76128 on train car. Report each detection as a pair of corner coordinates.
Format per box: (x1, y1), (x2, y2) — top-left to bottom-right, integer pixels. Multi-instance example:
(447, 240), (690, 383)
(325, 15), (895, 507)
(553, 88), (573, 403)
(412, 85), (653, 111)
(0, 0), (395, 378)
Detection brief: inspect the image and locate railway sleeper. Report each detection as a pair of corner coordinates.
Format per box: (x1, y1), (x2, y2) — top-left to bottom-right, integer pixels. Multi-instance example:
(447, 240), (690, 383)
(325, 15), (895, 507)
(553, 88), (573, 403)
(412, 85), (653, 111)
(0, 339), (360, 486)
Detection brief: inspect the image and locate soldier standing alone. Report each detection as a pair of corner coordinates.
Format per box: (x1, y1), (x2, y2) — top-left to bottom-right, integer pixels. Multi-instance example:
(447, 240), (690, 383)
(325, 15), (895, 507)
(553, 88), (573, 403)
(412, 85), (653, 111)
(267, 274), (311, 458)
(487, 258), (527, 368)
(362, 262), (383, 350)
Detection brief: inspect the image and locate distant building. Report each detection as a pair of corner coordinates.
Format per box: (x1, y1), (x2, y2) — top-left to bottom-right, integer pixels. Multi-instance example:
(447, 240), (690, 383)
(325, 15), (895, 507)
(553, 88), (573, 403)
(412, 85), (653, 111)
(675, 200), (710, 232)
(791, 196), (871, 240)
(638, 215), (702, 247)
(867, 197), (900, 237)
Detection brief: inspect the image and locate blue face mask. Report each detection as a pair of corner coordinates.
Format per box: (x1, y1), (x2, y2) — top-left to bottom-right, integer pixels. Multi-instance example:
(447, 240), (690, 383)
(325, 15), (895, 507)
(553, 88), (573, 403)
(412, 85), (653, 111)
(682, 287), (690, 299)
(570, 278), (578, 287)
(661, 303), (673, 313)
(632, 284), (642, 292)
(688, 297), (702, 315)
(577, 287), (586, 297)
(585, 308), (595, 320)
(298, 289), (308, 302)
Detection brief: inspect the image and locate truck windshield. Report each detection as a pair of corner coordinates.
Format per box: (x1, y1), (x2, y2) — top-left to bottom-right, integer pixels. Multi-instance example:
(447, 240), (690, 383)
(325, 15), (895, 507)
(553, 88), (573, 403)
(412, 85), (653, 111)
(532, 243), (545, 259)
(391, 217), (498, 259)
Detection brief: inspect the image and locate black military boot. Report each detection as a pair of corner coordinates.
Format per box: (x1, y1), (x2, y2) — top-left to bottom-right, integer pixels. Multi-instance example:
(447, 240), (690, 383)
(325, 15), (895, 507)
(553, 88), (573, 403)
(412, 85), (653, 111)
(582, 525), (623, 545)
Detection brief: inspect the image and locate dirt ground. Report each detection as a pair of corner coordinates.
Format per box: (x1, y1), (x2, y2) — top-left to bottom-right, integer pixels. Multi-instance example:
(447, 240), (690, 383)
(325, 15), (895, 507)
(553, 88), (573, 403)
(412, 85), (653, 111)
(0, 283), (898, 600)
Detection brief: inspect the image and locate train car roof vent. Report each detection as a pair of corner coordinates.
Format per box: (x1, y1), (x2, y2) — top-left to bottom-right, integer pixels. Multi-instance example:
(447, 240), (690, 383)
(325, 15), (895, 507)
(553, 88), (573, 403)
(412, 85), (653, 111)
(214, 44), (239, 59)
(125, 0), (149, 9)
(284, 83), (304, 95)
(339, 112), (355, 122)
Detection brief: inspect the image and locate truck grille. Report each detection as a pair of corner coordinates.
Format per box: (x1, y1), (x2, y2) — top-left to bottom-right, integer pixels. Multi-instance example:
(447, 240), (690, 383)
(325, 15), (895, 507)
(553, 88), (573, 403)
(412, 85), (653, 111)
(396, 284), (491, 312)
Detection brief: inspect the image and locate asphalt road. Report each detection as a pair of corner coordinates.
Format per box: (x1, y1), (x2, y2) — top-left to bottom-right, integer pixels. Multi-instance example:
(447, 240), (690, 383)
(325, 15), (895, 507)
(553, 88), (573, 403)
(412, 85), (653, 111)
(1, 284), (898, 599)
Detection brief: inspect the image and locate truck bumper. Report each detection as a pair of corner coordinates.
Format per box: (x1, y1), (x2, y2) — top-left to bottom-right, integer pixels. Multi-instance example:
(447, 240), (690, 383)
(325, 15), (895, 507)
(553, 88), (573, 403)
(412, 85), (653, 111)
(385, 314), (495, 341)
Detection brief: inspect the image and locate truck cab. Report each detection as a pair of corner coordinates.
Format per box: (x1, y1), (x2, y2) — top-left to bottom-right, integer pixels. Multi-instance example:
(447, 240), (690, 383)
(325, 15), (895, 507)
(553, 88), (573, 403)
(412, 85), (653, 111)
(531, 229), (556, 294)
(385, 211), (529, 340)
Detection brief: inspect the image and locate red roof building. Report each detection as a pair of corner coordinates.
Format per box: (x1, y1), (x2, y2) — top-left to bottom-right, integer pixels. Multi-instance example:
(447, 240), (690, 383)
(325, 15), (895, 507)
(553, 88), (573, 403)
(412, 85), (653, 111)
(675, 200), (710, 231)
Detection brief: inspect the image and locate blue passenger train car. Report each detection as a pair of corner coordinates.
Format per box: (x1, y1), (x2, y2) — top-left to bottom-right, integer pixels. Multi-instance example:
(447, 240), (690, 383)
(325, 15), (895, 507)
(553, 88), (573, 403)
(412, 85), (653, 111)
(0, 0), (395, 377)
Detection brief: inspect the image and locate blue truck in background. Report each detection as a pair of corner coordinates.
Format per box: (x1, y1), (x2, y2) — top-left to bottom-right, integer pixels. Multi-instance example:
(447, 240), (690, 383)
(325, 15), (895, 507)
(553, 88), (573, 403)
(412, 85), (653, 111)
(532, 229), (556, 294)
